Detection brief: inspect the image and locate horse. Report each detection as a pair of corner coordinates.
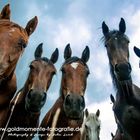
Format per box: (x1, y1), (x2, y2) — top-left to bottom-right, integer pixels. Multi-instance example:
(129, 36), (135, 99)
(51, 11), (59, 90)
(111, 129), (128, 140)
(134, 46), (140, 66)
(1, 43), (59, 140)
(0, 4), (38, 129)
(102, 18), (140, 140)
(39, 44), (90, 140)
(110, 95), (131, 140)
(80, 108), (100, 140)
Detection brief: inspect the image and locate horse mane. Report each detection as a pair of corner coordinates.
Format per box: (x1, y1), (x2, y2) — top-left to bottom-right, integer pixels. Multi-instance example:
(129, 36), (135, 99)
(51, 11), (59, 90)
(101, 30), (130, 43)
(60, 56), (89, 72)
(81, 112), (101, 140)
(109, 62), (118, 91)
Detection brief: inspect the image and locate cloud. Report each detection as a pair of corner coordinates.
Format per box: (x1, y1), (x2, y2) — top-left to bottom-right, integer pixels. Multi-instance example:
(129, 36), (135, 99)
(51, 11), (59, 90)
(125, 9), (140, 86)
(8, 1), (140, 140)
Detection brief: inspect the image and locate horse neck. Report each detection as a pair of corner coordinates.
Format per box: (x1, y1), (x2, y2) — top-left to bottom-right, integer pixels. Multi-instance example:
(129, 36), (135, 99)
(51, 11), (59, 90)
(109, 63), (133, 99)
(81, 117), (87, 140)
(9, 90), (40, 128)
(0, 73), (17, 108)
(10, 78), (30, 107)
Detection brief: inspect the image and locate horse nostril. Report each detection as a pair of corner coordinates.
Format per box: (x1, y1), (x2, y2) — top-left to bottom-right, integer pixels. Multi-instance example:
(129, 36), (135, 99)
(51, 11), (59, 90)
(80, 96), (85, 110)
(27, 89), (33, 99)
(42, 92), (47, 101)
(115, 64), (119, 73)
(128, 63), (132, 71)
(65, 95), (71, 106)
(27, 92), (31, 99)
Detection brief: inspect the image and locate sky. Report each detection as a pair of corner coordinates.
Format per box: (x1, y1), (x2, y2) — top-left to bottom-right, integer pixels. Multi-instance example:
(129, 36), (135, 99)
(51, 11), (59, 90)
(1, 0), (140, 140)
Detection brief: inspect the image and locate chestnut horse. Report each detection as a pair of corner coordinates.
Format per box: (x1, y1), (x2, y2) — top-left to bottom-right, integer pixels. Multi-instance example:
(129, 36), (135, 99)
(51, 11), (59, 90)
(0, 4), (38, 129)
(102, 18), (140, 140)
(1, 43), (59, 140)
(39, 44), (90, 140)
(80, 109), (100, 140)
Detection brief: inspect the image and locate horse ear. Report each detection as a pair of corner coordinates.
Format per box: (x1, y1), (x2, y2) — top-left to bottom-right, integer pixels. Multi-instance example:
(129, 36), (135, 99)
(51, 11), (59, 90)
(96, 109), (100, 117)
(134, 46), (140, 58)
(85, 108), (89, 118)
(102, 21), (109, 36)
(34, 43), (43, 59)
(50, 48), (59, 64)
(119, 18), (126, 34)
(110, 94), (115, 103)
(0, 4), (10, 20)
(25, 16), (38, 36)
(81, 46), (90, 63)
(64, 43), (72, 60)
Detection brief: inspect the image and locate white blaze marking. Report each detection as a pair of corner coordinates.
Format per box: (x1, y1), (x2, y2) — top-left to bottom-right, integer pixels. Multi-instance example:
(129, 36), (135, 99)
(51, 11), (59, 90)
(8, 29), (16, 36)
(71, 62), (79, 69)
(10, 29), (16, 32)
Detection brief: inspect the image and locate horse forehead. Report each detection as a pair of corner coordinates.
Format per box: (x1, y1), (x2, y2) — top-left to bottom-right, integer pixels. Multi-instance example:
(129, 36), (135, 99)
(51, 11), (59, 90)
(86, 114), (99, 124)
(38, 60), (54, 70)
(0, 22), (28, 42)
(9, 28), (16, 32)
(70, 62), (79, 69)
(8, 28), (17, 36)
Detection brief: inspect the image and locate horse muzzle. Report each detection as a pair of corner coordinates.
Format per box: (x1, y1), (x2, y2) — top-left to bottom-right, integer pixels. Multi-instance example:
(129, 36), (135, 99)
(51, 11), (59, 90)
(114, 62), (132, 81)
(63, 93), (85, 119)
(25, 89), (47, 113)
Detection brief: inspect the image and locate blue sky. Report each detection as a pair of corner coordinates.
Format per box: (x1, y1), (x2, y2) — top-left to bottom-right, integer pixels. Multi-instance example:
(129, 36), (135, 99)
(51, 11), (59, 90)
(1, 0), (140, 140)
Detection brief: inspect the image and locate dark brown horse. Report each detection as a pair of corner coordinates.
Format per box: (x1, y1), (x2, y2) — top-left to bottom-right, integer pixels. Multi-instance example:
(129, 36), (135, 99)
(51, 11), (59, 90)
(0, 4), (38, 129)
(134, 46), (140, 62)
(2, 43), (59, 140)
(111, 129), (128, 140)
(102, 18), (140, 140)
(39, 44), (90, 140)
(110, 94), (131, 140)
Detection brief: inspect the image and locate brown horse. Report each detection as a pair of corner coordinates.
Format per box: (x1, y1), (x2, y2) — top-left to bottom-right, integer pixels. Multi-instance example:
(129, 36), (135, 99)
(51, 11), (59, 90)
(102, 18), (140, 140)
(39, 44), (90, 140)
(1, 43), (59, 140)
(0, 4), (38, 129)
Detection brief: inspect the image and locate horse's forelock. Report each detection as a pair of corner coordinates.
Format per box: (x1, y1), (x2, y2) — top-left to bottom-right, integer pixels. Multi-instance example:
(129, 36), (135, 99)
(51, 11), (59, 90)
(0, 20), (28, 42)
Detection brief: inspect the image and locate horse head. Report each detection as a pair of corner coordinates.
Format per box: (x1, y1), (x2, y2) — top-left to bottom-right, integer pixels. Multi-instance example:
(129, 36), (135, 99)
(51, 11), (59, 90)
(24, 43), (59, 113)
(61, 44), (90, 120)
(0, 4), (38, 83)
(102, 18), (131, 83)
(81, 108), (101, 140)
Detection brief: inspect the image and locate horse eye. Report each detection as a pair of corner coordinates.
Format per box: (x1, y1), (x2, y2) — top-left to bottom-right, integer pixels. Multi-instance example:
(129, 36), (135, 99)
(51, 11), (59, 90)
(86, 69), (90, 76)
(52, 71), (56, 75)
(29, 64), (34, 70)
(61, 68), (66, 74)
(97, 125), (100, 130)
(18, 39), (27, 49)
(85, 125), (88, 130)
(22, 43), (27, 48)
